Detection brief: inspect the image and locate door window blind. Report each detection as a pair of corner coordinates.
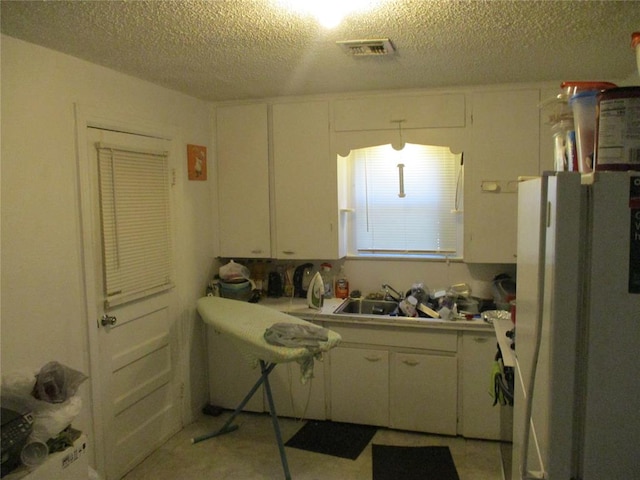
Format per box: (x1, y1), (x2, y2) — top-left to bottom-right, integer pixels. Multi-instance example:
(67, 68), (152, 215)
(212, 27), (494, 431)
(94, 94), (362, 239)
(97, 143), (173, 307)
(347, 143), (461, 256)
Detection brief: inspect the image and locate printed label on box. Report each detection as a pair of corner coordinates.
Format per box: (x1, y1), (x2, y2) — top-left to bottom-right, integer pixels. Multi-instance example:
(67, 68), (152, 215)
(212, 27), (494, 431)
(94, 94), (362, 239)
(630, 177), (640, 294)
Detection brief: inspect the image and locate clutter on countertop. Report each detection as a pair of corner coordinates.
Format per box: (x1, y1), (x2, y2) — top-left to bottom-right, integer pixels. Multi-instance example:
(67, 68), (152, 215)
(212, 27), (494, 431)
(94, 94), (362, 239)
(491, 273), (516, 311)
(207, 260), (508, 325)
(361, 280), (499, 321)
(208, 260), (260, 302)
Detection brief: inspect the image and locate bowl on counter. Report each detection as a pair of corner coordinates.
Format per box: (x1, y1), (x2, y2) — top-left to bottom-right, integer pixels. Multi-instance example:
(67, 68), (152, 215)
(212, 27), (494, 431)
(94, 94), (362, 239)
(219, 279), (253, 301)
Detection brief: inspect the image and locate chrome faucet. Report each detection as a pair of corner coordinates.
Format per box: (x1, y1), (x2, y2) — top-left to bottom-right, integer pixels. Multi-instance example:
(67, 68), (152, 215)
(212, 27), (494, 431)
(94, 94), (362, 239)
(382, 284), (404, 302)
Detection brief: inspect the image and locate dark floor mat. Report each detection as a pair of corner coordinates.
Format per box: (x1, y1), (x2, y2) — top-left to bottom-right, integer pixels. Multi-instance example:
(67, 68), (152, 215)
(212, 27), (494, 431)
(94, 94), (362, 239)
(285, 420), (377, 460)
(372, 445), (460, 480)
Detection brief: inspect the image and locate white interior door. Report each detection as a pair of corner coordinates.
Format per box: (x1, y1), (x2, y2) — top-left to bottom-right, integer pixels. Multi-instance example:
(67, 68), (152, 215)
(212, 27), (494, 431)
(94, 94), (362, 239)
(86, 127), (181, 480)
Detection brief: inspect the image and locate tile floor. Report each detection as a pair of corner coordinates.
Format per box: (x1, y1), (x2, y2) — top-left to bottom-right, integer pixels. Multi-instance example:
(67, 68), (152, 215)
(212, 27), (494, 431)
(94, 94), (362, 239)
(122, 411), (507, 479)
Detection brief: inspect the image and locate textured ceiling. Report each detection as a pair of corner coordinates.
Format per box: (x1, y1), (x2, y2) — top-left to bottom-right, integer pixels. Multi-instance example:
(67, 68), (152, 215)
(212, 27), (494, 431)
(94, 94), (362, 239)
(2, 0), (639, 102)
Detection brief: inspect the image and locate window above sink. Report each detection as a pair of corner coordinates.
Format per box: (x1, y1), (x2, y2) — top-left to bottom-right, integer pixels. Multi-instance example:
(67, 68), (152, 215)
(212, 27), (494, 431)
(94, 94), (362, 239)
(339, 143), (463, 260)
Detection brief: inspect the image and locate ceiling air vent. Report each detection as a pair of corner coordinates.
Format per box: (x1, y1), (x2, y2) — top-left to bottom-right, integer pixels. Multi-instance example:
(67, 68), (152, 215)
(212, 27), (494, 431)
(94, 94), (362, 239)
(336, 38), (396, 57)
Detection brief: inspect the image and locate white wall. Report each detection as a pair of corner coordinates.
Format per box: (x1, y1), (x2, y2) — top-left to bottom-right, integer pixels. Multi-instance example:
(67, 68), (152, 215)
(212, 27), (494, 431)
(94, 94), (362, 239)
(0, 35), (216, 441)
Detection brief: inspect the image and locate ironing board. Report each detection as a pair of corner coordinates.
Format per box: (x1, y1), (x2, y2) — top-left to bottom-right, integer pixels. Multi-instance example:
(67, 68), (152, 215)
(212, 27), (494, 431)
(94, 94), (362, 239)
(192, 296), (341, 480)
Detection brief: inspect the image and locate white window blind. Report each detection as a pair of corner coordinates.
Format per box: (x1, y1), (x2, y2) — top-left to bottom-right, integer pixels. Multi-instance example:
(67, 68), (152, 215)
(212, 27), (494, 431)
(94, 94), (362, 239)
(97, 143), (173, 307)
(346, 143), (462, 256)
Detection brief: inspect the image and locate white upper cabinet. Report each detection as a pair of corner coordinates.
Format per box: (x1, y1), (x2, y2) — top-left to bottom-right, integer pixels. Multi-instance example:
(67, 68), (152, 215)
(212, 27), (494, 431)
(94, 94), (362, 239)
(216, 103), (271, 258)
(214, 85), (551, 263)
(272, 101), (339, 259)
(333, 93), (466, 131)
(464, 89), (542, 263)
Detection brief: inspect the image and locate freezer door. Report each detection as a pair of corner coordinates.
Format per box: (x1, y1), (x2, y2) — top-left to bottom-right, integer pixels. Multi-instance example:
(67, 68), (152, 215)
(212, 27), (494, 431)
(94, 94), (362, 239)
(580, 172), (640, 479)
(513, 176), (548, 480)
(538, 172), (586, 480)
(514, 172), (586, 480)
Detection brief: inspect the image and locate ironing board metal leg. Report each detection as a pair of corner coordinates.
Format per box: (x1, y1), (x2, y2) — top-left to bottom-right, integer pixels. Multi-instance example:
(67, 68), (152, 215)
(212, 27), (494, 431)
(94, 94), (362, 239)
(191, 361), (276, 444)
(261, 360), (292, 480)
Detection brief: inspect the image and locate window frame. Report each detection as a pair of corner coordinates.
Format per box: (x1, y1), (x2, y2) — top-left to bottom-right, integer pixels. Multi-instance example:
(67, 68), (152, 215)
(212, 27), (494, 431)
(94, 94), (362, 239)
(340, 142), (464, 261)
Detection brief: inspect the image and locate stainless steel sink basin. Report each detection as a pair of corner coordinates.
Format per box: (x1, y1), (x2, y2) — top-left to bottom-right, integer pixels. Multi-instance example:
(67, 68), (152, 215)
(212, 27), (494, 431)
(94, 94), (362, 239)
(333, 298), (398, 316)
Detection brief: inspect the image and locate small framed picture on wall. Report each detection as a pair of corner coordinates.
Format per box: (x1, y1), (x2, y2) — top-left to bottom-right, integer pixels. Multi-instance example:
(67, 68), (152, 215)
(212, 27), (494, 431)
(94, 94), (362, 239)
(187, 144), (207, 180)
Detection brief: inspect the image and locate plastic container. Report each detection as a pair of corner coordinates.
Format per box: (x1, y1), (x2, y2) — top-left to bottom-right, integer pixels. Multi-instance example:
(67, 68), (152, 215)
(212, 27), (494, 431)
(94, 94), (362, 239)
(570, 90), (600, 173)
(320, 263), (333, 298)
(399, 295), (418, 317)
(20, 441), (49, 467)
(560, 81), (617, 100)
(219, 279), (252, 301)
(565, 128), (578, 171)
(551, 119), (574, 171)
(544, 82), (617, 172)
(334, 266), (349, 299)
(632, 32), (640, 77)
(595, 86), (640, 171)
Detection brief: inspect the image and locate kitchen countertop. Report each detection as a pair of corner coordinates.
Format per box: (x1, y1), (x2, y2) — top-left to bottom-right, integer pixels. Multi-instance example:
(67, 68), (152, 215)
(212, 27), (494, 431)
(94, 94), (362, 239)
(257, 296), (493, 332)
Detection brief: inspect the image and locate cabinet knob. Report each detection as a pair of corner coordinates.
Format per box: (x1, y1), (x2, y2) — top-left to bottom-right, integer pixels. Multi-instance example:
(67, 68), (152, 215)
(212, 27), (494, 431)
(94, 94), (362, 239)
(281, 250), (295, 255)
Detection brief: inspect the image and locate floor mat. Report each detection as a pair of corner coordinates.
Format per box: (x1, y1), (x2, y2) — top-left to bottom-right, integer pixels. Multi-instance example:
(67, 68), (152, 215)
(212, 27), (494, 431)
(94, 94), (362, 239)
(285, 420), (377, 460)
(372, 445), (460, 480)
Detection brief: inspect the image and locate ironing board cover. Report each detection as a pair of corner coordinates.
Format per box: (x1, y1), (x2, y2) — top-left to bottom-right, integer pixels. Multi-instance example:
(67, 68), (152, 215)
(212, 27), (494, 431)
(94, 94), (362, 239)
(197, 296), (341, 366)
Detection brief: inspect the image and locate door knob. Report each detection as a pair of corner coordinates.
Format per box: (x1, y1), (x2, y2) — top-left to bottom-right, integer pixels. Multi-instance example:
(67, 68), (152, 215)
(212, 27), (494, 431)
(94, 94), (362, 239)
(101, 314), (117, 327)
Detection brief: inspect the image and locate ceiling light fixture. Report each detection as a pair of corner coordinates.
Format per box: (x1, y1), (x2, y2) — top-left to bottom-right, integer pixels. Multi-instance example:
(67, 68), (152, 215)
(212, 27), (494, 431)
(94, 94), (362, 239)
(275, 0), (386, 28)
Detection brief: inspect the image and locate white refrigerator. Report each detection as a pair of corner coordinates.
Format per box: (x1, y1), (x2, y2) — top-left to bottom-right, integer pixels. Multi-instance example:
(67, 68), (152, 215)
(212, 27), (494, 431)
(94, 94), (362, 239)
(512, 171), (640, 480)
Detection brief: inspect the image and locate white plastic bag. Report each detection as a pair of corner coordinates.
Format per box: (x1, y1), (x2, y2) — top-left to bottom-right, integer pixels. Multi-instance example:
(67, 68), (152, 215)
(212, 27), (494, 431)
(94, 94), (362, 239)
(89, 466), (103, 480)
(32, 361), (87, 403)
(219, 260), (250, 282)
(1, 367), (84, 441)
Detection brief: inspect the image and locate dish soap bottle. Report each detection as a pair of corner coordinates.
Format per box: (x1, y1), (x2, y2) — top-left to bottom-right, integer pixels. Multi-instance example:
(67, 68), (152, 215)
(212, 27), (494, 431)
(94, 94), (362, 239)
(335, 266), (349, 299)
(320, 263), (333, 299)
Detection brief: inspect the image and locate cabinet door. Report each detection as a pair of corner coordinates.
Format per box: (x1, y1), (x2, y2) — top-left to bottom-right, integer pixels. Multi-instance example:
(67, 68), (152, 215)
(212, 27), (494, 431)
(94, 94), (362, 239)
(269, 359), (326, 420)
(272, 101), (339, 259)
(464, 89), (541, 263)
(461, 332), (507, 440)
(329, 346), (389, 426)
(333, 93), (466, 131)
(390, 352), (458, 435)
(217, 104), (271, 258)
(206, 327), (263, 412)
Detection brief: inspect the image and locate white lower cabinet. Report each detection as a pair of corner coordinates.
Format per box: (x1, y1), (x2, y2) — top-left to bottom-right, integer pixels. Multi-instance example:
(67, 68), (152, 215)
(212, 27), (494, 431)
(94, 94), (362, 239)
(328, 326), (459, 435)
(206, 328), (264, 412)
(207, 326), (327, 419)
(269, 359), (327, 420)
(390, 351), (458, 435)
(330, 346), (389, 426)
(461, 331), (507, 440)
(207, 317), (500, 440)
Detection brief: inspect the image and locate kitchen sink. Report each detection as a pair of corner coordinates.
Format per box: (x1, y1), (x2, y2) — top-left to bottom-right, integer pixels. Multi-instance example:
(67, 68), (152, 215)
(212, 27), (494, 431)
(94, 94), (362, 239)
(333, 298), (398, 316)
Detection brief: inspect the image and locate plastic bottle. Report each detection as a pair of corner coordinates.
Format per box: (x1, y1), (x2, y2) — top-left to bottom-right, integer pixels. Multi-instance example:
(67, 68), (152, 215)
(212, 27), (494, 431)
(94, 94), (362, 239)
(335, 266), (349, 299)
(320, 263), (334, 298)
